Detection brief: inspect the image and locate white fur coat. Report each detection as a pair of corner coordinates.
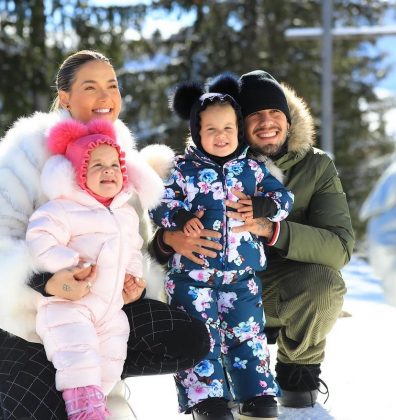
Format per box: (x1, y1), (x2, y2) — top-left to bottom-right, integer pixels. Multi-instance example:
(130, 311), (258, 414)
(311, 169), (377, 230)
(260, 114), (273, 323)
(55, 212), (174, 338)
(0, 110), (173, 342)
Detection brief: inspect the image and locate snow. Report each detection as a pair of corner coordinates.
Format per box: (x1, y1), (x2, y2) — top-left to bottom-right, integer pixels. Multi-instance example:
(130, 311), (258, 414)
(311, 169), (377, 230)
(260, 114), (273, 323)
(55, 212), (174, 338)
(125, 256), (396, 419)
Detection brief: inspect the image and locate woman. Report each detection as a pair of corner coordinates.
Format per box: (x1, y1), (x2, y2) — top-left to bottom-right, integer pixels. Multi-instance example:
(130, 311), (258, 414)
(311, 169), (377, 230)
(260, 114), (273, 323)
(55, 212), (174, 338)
(0, 50), (210, 420)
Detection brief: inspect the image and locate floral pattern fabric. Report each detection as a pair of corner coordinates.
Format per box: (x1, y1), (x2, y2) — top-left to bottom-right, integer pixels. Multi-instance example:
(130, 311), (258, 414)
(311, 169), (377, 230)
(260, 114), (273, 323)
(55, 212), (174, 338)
(150, 145), (294, 273)
(150, 145), (291, 411)
(168, 268), (280, 412)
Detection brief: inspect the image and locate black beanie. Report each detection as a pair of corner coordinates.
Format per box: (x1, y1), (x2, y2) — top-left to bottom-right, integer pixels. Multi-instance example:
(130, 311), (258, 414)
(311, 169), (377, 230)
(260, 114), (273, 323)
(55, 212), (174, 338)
(239, 70), (291, 123)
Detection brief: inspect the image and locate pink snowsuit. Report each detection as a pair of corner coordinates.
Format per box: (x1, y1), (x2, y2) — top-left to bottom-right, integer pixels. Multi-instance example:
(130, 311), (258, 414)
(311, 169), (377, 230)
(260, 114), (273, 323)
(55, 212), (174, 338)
(26, 157), (145, 394)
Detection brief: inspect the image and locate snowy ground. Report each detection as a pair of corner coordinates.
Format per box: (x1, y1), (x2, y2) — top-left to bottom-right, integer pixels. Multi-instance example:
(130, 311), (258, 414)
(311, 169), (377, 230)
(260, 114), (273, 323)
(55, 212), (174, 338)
(126, 256), (396, 420)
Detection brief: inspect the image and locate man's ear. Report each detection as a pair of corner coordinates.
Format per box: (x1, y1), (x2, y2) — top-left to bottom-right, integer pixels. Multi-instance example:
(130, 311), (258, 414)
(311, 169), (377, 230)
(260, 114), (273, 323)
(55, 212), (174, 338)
(59, 90), (70, 109)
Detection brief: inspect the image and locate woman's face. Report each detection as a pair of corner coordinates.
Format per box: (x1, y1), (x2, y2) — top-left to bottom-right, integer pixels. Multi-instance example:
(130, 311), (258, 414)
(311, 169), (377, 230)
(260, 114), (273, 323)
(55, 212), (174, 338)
(59, 60), (121, 123)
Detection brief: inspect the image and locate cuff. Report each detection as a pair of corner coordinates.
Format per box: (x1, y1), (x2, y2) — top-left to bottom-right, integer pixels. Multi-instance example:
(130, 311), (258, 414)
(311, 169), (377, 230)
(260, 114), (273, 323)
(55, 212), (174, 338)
(28, 272), (54, 297)
(173, 209), (196, 229)
(123, 288), (147, 309)
(157, 228), (174, 255)
(252, 196), (277, 219)
(266, 221), (280, 246)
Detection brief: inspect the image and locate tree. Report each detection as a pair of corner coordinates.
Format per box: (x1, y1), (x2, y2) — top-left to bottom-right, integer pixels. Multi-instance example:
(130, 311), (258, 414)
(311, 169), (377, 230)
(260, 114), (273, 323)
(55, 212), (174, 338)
(0, 0), (143, 133)
(0, 0), (394, 239)
(119, 0), (394, 238)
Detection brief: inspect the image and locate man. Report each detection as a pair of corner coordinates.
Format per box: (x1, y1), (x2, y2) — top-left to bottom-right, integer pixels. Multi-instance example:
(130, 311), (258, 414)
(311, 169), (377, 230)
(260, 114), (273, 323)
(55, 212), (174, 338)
(150, 70), (355, 411)
(227, 70), (355, 408)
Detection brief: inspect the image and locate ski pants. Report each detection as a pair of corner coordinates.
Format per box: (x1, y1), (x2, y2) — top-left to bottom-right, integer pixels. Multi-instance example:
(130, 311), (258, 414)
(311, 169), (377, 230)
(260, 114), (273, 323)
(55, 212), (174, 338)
(165, 268), (280, 412)
(36, 301), (129, 395)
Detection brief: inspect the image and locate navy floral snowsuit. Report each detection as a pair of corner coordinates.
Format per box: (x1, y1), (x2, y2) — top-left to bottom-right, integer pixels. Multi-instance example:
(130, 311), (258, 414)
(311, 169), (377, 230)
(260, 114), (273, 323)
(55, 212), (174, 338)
(150, 144), (294, 412)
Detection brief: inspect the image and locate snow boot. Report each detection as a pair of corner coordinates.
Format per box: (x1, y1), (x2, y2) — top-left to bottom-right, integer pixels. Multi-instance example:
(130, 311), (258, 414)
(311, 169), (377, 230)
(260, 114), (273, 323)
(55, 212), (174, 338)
(191, 397), (234, 420)
(239, 395), (278, 419)
(275, 361), (329, 408)
(63, 385), (109, 419)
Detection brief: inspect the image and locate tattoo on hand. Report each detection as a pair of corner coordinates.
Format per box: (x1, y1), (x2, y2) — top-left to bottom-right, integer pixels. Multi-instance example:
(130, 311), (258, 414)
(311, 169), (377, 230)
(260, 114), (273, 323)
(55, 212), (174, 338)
(257, 218), (272, 235)
(257, 219), (267, 227)
(62, 284), (71, 292)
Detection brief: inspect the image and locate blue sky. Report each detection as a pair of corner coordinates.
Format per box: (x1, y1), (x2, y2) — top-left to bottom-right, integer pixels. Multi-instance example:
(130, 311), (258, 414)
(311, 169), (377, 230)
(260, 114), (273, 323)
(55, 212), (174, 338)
(377, 36), (396, 92)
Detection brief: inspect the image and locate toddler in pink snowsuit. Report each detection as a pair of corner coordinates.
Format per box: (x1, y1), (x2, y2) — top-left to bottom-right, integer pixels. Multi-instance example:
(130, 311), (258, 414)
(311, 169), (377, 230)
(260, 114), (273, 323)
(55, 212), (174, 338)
(26, 119), (163, 419)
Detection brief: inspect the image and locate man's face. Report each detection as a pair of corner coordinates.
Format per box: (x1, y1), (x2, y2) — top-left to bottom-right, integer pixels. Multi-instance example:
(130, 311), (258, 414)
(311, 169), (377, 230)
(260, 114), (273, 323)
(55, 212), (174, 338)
(244, 109), (289, 156)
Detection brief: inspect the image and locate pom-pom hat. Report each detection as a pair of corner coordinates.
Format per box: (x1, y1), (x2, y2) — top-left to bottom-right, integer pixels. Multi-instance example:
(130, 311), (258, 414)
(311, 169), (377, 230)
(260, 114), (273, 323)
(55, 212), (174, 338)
(170, 73), (246, 152)
(47, 119), (127, 190)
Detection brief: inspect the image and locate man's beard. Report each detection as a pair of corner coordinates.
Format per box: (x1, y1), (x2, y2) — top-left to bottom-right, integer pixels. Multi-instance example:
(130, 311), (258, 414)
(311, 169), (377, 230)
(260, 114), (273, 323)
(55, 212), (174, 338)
(250, 142), (284, 157)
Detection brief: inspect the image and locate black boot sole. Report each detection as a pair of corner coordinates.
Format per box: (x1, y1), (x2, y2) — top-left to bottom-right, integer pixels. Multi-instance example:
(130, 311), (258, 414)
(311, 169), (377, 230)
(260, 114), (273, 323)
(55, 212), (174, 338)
(278, 389), (318, 408)
(239, 403), (278, 419)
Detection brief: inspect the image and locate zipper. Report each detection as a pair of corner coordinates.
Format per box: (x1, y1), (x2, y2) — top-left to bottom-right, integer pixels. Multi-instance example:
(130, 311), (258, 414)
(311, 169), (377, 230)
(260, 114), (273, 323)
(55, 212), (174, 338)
(99, 205), (122, 322)
(221, 167), (228, 271)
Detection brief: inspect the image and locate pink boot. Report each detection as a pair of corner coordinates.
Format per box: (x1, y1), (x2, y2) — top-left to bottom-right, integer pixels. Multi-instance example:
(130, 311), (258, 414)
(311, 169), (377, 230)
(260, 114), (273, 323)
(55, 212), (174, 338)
(63, 385), (110, 420)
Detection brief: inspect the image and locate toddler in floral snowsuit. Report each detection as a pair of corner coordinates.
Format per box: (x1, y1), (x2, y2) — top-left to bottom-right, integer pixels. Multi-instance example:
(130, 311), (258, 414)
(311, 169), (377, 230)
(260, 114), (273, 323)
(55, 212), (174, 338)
(150, 76), (294, 420)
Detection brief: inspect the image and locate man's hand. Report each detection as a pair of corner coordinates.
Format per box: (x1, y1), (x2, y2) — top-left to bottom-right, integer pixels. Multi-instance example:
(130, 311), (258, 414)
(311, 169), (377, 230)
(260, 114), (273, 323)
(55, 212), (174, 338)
(123, 273), (146, 304)
(226, 189), (274, 239)
(164, 210), (222, 265)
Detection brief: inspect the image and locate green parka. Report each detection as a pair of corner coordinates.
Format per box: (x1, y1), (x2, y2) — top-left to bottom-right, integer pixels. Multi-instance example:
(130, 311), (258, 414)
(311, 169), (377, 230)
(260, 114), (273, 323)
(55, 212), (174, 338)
(255, 85), (355, 271)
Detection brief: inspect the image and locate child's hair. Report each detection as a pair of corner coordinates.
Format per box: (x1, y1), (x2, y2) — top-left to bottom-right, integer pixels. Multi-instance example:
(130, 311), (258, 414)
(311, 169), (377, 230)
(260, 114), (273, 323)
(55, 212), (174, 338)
(51, 50), (113, 111)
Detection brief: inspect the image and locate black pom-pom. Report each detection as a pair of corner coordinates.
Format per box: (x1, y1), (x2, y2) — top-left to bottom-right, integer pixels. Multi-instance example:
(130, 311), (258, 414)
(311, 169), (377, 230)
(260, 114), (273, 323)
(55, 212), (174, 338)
(170, 81), (205, 120)
(207, 72), (240, 101)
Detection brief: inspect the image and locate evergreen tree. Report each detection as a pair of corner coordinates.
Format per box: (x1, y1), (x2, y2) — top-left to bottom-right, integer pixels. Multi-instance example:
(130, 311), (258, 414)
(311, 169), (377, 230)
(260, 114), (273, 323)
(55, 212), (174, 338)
(0, 0), (394, 239)
(0, 0), (143, 133)
(119, 0), (394, 238)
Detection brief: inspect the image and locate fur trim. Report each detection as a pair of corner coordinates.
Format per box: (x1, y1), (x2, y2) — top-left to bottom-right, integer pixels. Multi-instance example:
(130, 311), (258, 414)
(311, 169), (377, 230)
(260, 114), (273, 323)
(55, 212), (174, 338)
(41, 153), (164, 211)
(139, 144), (175, 180)
(0, 237), (41, 342)
(142, 251), (167, 302)
(0, 110), (167, 341)
(126, 151), (165, 210)
(113, 119), (137, 155)
(41, 155), (76, 200)
(250, 154), (284, 183)
(282, 83), (316, 156)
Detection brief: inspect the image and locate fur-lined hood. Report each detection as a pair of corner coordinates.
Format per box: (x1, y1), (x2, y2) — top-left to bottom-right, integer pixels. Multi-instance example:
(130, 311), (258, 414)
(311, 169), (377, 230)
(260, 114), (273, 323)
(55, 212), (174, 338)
(42, 151), (164, 211)
(282, 83), (316, 156)
(181, 83), (315, 183)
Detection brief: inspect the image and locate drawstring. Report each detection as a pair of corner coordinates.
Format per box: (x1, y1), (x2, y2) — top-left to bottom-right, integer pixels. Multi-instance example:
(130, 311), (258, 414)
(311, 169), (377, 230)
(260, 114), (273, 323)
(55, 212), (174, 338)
(285, 364), (329, 405)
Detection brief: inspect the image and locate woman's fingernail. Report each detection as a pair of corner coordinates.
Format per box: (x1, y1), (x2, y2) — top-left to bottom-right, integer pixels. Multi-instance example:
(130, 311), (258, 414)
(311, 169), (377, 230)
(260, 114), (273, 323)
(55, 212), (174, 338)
(81, 262), (92, 268)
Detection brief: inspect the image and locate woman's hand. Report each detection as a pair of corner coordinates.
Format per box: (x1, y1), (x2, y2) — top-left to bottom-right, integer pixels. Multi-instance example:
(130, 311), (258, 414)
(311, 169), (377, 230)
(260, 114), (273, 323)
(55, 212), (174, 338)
(44, 262), (97, 301)
(163, 211), (222, 265)
(226, 189), (274, 239)
(123, 274), (146, 304)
